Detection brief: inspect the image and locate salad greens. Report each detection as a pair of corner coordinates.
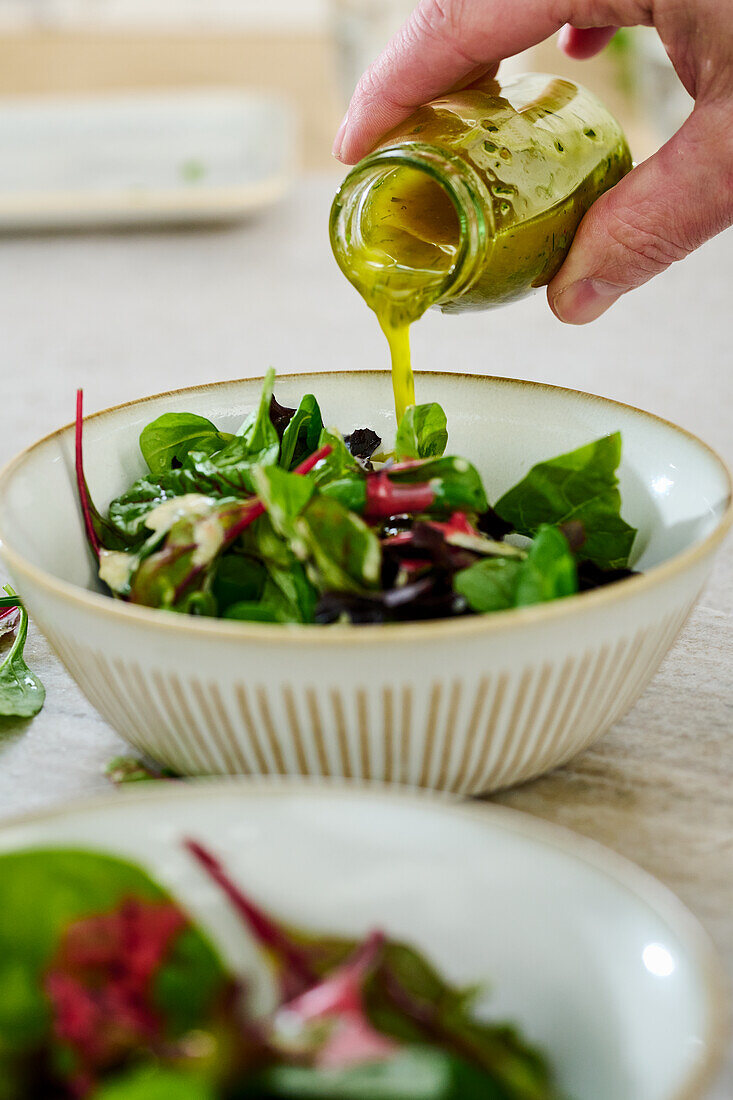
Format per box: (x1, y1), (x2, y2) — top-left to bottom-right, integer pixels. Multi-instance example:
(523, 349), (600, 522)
(76, 372), (637, 625)
(0, 586), (45, 719)
(0, 841), (562, 1099)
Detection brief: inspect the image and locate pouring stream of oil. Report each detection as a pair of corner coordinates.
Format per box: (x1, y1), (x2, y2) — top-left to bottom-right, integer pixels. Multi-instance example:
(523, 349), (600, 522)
(348, 165), (462, 422)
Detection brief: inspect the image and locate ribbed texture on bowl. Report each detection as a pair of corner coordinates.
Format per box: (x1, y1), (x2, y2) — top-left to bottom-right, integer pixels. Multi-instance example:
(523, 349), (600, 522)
(35, 582), (700, 794)
(1, 371), (730, 792)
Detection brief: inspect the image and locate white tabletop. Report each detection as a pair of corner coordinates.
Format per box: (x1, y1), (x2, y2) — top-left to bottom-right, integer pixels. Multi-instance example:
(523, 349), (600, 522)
(1, 174), (731, 1096)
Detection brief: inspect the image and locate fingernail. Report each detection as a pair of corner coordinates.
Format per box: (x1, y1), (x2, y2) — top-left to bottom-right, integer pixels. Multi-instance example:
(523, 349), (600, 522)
(551, 278), (623, 324)
(332, 111), (349, 160)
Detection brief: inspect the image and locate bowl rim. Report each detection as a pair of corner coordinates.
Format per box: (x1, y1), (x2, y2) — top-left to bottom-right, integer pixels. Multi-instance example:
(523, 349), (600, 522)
(0, 775), (726, 1100)
(0, 369), (731, 645)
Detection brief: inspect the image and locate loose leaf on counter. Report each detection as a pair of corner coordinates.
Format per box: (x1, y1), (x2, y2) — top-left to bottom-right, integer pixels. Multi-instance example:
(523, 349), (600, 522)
(279, 395), (323, 471)
(105, 756), (180, 786)
(0, 587), (45, 718)
(395, 403), (448, 460)
(494, 433), (636, 570)
(454, 526), (577, 614)
(140, 414), (231, 477)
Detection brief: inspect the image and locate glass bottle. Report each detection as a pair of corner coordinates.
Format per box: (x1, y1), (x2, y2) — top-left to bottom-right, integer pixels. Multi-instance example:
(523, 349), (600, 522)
(330, 73), (633, 330)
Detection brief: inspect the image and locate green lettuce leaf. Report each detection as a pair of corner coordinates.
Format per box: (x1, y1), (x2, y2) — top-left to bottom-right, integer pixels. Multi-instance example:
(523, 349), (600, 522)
(395, 403), (448, 460)
(140, 414), (230, 477)
(494, 433), (636, 569)
(310, 428), (363, 488)
(279, 395), (323, 470)
(94, 1066), (216, 1100)
(454, 526), (577, 614)
(0, 849), (226, 1058)
(0, 591), (45, 718)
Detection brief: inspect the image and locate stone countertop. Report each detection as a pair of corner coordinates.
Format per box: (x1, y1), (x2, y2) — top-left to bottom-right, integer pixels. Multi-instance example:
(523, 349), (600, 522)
(0, 174), (731, 1096)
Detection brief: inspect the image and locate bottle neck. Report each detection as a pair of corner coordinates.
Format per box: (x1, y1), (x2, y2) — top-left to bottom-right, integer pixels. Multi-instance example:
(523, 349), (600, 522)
(330, 143), (493, 318)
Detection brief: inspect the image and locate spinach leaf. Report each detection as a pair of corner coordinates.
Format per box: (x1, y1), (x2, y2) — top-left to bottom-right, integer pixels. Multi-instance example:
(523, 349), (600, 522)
(239, 513), (318, 623)
(514, 526), (578, 606)
(140, 413), (229, 477)
(0, 849), (226, 1057)
(0, 588), (45, 718)
(494, 433), (636, 569)
(233, 367), (280, 466)
(453, 557), (523, 613)
(254, 466), (316, 527)
(454, 526), (577, 614)
(395, 403), (448, 460)
(212, 554), (266, 612)
(107, 473), (194, 545)
(95, 1066), (216, 1100)
(249, 1047), (505, 1100)
(279, 395), (323, 471)
(310, 428), (362, 488)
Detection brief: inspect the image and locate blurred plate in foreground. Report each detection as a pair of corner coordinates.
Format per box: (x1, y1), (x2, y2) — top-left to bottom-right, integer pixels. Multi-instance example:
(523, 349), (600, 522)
(0, 779), (725, 1100)
(0, 89), (296, 230)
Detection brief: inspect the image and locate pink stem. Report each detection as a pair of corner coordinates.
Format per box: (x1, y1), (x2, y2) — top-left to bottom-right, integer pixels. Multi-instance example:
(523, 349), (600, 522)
(294, 443), (333, 476)
(75, 389), (101, 561)
(365, 473), (435, 519)
(222, 444), (333, 546)
(184, 839), (317, 988)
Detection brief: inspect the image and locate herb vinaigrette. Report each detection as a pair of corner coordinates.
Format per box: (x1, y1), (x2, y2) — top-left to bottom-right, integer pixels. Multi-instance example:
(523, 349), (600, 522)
(330, 73), (633, 420)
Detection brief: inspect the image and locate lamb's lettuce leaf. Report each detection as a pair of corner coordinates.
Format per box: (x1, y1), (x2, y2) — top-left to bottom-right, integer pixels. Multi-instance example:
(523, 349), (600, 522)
(395, 403), (448, 460)
(454, 526), (577, 613)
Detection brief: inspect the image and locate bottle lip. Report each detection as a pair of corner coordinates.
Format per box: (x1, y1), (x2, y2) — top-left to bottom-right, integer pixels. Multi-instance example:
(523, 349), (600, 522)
(330, 142), (493, 306)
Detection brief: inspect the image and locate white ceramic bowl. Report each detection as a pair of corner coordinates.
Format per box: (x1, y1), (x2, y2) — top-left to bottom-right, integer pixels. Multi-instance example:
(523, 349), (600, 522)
(0, 372), (730, 792)
(0, 780), (724, 1100)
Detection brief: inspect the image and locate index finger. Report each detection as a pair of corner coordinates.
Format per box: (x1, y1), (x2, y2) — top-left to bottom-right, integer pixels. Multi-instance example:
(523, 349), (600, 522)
(335, 0), (641, 164)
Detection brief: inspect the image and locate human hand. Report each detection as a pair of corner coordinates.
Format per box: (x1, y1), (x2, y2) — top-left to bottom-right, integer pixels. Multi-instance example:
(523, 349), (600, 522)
(333, 0), (733, 324)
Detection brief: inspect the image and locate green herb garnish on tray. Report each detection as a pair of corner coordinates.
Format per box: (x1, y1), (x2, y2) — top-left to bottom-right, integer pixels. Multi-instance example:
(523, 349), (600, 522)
(75, 372), (637, 625)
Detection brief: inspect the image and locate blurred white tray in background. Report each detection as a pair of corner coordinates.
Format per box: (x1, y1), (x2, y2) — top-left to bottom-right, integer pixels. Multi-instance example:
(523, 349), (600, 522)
(0, 89), (296, 229)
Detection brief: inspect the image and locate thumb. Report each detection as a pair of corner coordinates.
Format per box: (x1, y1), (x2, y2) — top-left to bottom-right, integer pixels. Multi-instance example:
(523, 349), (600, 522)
(548, 104), (733, 324)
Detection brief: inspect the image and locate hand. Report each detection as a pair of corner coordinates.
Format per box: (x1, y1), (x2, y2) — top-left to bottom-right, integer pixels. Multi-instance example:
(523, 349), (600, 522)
(333, 0), (733, 324)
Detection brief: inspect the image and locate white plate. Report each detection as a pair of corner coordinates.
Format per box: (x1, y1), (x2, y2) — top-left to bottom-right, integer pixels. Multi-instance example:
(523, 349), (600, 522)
(0, 89), (296, 229)
(0, 779), (724, 1100)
